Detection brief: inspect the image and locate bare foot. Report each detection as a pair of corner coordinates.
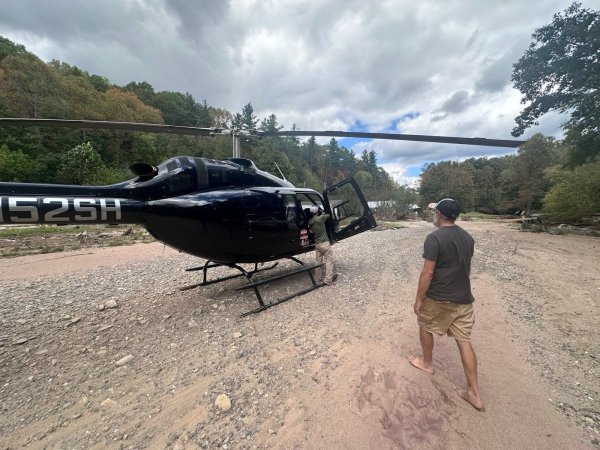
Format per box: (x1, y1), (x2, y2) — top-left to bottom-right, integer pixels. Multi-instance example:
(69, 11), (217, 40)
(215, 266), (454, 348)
(455, 387), (485, 412)
(408, 356), (434, 374)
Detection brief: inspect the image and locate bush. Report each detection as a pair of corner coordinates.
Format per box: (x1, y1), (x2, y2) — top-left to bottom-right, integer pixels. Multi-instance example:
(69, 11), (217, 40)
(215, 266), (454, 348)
(543, 160), (600, 222)
(56, 142), (105, 185)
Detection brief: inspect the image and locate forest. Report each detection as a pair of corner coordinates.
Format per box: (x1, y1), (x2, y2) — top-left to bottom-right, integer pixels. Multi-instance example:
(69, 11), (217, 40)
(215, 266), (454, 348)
(0, 3), (598, 223)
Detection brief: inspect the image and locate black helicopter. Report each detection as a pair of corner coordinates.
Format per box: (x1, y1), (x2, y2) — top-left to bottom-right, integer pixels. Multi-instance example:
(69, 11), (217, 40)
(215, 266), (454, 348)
(0, 118), (525, 314)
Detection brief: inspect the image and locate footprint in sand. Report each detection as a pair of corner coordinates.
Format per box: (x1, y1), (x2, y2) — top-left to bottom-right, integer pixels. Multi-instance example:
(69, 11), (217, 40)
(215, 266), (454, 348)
(356, 367), (455, 448)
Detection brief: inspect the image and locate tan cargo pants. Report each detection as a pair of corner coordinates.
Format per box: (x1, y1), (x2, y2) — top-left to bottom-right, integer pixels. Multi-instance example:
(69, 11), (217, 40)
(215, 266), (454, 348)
(315, 242), (334, 283)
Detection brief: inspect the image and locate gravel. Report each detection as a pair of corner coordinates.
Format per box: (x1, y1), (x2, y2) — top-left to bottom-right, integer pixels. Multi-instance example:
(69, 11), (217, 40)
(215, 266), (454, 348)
(0, 221), (598, 448)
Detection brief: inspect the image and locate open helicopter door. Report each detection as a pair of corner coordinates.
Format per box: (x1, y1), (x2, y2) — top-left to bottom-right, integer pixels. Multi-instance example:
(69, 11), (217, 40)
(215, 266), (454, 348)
(322, 177), (377, 241)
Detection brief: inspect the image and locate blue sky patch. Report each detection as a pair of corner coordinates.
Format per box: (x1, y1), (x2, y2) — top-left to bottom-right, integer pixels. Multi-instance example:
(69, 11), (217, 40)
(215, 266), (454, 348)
(337, 113), (420, 149)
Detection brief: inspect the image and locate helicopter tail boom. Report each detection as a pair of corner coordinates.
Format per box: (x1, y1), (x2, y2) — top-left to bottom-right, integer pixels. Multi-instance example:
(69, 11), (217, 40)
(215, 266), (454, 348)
(0, 194), (144, 225)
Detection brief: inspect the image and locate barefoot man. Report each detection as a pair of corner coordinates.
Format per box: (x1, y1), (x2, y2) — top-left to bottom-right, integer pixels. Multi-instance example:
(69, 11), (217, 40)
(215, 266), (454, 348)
(409, 198), (484, 412)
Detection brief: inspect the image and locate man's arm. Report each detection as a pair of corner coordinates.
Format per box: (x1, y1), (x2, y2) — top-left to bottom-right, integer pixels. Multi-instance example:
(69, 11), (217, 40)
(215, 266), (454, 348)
(414, 259), (436, 315)
(314, 213), (330, 222)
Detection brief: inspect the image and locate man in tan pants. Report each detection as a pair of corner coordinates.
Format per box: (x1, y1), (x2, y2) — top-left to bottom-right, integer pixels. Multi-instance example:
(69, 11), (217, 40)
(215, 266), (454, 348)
(308, 206), (335, 285)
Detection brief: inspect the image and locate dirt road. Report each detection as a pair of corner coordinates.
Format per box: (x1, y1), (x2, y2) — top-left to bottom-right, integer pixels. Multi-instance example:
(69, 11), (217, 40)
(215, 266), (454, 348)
(0, 220), (598, 449)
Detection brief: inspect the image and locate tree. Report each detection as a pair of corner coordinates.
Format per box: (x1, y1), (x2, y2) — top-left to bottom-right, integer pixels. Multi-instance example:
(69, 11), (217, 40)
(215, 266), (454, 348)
(197, 99), (212, 127)
(230, 112), (243, 131)
(124, 81), (156, 104)
(419, 161), (475, 210)
(543, 159), (600, 221)
(0, 144), (34, 182)
(89, 74), (110, 92)
(473, 165), (498, 213)
(56, 142), (105, 185)
(511, 134), (558, 212)
(210, 107), (232, 128)
(0, 36), (28, 61)
(260, 113), (283, 132)
(240, 103), (259, 130)
(512, 3), (600, 162)
(151, 91), (199, 126)
(1, 52), (60, 118)
(389, 185), (420, 220)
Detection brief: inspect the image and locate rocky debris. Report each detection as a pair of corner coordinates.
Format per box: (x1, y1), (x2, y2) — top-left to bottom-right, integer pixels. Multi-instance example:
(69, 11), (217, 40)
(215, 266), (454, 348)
(115, 355), (134, 366)
(215, 394), (232, 412)
(0, 223), (597, 448)
(105, 299), (118, 309)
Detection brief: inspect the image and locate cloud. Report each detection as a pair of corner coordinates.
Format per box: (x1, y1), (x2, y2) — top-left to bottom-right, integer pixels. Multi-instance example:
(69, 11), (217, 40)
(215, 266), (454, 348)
(0, 0), (588, 179)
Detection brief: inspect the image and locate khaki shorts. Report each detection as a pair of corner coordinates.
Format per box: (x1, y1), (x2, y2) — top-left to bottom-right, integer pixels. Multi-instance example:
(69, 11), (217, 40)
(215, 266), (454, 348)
(417, 296), (474, 341)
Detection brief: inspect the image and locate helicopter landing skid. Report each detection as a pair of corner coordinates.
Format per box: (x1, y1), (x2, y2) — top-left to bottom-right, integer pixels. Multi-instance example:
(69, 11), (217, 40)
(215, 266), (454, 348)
(179, 261), (279, 291)
(238, 257), (325, 317)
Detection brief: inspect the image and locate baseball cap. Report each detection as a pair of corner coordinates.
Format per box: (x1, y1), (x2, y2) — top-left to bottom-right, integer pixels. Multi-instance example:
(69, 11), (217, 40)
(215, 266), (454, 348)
(309, 206), (319, 214)
(428, 198), (461, 219)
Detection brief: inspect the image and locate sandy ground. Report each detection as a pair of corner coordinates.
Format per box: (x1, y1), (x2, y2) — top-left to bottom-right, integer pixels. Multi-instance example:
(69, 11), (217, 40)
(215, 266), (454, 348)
(0, 220), (598, 449)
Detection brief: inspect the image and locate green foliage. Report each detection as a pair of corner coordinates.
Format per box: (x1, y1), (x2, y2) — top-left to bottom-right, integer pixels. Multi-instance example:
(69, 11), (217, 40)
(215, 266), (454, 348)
(240, 103), (259, 130)
(0, 144), (34, 181)
(512, 3), (600, 162)
(419, 161), (475, 210)
(511, 134), (559, 213)
(0, 35), (403, 199)
(56, 142), (105, 185)
(388, 186), (420, 220)
(260, 113), (283, 132)
(152, 91), (200, 126)
(0, 36), (28, 61)
(543, 159), (600, 222)
(0, 35), (415, 202)
(251, 136), (294, 181)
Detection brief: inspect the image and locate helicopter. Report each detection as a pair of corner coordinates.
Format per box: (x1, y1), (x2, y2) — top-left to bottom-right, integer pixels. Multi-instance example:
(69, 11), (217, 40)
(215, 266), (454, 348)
(0, 118), (526, 315)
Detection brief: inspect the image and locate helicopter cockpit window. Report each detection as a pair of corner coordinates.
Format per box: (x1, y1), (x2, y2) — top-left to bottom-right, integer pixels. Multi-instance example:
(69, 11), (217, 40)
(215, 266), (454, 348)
(296, 193), (322, 210)
(296, 193), (323, 227)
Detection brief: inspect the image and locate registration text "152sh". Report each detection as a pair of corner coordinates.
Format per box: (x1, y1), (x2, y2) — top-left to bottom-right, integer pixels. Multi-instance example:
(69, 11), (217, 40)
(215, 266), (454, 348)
(0, 197), (122, 223)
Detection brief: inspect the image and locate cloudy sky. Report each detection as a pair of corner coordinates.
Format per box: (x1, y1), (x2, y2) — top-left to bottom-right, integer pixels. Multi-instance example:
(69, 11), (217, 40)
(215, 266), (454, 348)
(1, 0), (599, 185)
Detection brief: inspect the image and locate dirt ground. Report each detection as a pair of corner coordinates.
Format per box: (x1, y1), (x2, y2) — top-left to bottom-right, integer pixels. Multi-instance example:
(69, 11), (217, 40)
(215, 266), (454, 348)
(0, 220), (598, 449)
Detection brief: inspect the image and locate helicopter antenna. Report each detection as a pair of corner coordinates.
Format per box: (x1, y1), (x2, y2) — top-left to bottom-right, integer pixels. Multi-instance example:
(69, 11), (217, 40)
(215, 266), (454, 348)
(273, 162), (287, 181)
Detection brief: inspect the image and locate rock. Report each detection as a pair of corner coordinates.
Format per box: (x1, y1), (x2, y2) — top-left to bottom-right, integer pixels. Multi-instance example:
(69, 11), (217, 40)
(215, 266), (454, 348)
(215, 394), (232, 412)
(233, 332), (243, 338)
(105, 300), (118, 309)
(101, 398), (117, 408)
(98, 304), (106, 311)
(115, 355), (134, 366)
(13, 337), (28, 345)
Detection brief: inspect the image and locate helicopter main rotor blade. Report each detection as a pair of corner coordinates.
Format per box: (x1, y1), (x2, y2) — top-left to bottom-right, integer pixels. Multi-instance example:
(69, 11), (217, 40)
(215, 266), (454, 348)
(0, 118), (228, 137)
(0, 118), (526, 147)
(259, 130), (526, 148)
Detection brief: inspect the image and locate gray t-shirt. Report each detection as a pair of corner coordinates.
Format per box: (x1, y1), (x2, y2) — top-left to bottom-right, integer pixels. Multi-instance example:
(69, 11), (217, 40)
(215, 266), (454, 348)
(423, 225), (475, 304)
